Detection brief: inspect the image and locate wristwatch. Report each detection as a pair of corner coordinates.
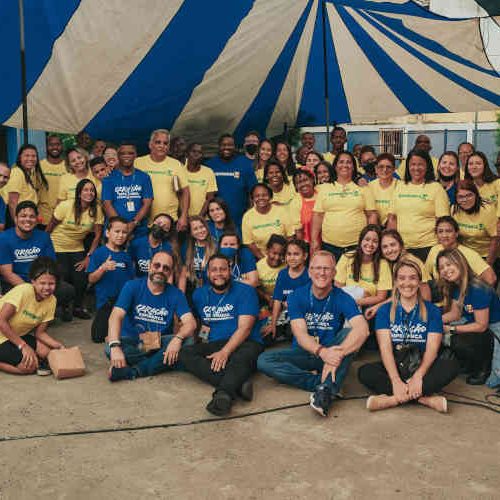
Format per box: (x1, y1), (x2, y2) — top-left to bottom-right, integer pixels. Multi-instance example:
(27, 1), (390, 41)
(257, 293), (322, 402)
(449, 326), (456, 334)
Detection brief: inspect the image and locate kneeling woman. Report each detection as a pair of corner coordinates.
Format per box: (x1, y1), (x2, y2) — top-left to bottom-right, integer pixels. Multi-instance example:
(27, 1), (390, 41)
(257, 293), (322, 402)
(0, 257), (64, 375)
(438, 248), (500, 386)
(358, 259), (459, 412)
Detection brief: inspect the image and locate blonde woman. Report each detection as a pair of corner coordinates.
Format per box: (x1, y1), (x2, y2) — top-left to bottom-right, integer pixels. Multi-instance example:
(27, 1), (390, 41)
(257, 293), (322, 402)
(358, 259), (459, 412)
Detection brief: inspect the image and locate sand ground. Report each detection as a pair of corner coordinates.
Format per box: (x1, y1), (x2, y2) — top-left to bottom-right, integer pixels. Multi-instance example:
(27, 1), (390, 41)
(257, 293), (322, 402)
(0, 318), (499, 500)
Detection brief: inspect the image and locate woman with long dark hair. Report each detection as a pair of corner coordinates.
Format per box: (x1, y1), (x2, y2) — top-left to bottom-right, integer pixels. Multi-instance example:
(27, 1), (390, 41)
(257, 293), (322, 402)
(464, 151), (500, 211)
(253, 139), (273, 182)
(46, 179), (103, 319)
(57, 147), (96, 203)
(274, 141), (296, 178)
(207, 197), (237, 246)
(437, 151), (460, 205)
(264, 161), (295, 207)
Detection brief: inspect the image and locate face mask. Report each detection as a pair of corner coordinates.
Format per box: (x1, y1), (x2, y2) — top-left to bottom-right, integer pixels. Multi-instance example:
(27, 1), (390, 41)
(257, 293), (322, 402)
(150, 224), (169, 241)
(245, 144), (258, 156)
(362, 161), (377, 175)
(219, 247), (237, 259)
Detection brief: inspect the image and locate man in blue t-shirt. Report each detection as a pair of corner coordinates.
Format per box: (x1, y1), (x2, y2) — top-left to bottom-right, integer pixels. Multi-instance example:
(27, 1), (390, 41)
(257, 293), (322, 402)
(102, 142), (153, 238)
(179, 254), (264, 416)
(206, 134), (257, 227)
(258, 251), (369, 417)
(0, 201), (75, 317)
(106, 251), (196, 382)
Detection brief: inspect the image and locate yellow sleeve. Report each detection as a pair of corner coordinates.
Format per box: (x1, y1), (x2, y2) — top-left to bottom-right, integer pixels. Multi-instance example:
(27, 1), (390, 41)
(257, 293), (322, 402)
(57, 176), (69, 200)
(288, 196), (302, 231)
(5, 168), (25, 195)
(495, 180), (500, 218)
(463, 248), (490, 276)
(242, 211), (254, 245)
(53, 200), (69, 222)
(335, 255), (348, 285)
(2, 284), (27, 312)
(434, 183), (450, 217)
(377, 260), (393, 291)
(397, 159), (406, 180)
(424, 247), (437, 277)
(362, 186), (376, 211)
(313, 190), (325, 213)
(95, 205), (104, 225)
(206, 168), (217, 193)
(176, 164), (189, 189)
(388, 183), (398, 215)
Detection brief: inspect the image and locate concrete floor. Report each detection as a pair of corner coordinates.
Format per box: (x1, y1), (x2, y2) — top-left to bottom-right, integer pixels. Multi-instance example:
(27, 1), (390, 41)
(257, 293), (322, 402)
(0, 318), (499, 499)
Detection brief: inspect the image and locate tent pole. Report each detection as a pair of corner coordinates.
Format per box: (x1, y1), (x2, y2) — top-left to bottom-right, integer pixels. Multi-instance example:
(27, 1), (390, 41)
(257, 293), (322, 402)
(18, 0), (28, 145)
(321, 0), (330, 148)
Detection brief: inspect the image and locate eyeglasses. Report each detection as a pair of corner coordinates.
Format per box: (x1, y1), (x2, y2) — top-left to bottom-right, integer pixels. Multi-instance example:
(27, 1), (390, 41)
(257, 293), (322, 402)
(151, 262), (171, 272)
(154, 140), (169, 145)
(310, 266), (334, 273)
(457, 193), (475, 201)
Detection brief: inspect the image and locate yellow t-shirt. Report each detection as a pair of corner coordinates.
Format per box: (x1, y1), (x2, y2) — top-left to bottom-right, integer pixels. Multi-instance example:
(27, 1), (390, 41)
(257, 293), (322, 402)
(425, 244), (490, 281)
(313, 181), (375, 248)
(242, 205), (294, 254)
(3, 167), (38, 205)
(256, 258), (285, 295)
(50, 199), (104, 253)
(397, 156), (439, 179)
(38, 159), (67, 225)
(135, 155), (188, 221)
(186, 165), (217, 216)
(57, 172), (97, 202)
(453, 205), (497, 258)
(478, 180), (500, 218)
(336, 254), (392, 296)
(322, 153), (363, 173)
(271, 182), (296, 206)
(0, 283), (56, 344)
(367, 178), (399, 225)
(389, 182), (450, 249)
(255, 167), (265, 183)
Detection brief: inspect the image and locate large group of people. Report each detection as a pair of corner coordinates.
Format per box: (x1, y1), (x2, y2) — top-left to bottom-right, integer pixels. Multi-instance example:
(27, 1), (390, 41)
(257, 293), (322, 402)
(0, 127), (499, 418)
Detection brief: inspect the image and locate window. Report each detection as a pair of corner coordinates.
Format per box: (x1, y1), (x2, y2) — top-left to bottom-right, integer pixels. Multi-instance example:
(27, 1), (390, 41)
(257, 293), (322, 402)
(379, 129), (403, 158)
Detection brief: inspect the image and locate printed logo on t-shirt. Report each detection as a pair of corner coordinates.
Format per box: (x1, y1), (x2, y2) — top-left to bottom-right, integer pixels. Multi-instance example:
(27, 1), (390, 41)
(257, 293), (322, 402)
(115, 185), (142, 199)
(134, 304), (169, 326)
(137, 259), (150, 272)
(254, 219), (282, 230)
(202, 304), (235, 323)
(305, 311), (335, 331)
(390, 321), (427, 344)
(14, 246), (41, 262)
(22, 309), (43, 321)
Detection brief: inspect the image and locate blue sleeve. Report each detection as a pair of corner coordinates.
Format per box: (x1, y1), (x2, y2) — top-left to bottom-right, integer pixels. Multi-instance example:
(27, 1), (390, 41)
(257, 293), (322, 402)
(238, 285), (259, 317)
(0, 233), (12, 265)
(426, 303), (443, 334)
(272, 269), (286, 301)
(87, 247), (105, 273)
(128, 239), (139, 260)
(114, 280), (136, 311)
(375, 303), (391, 331)
(124, 252), (135, 280)
(0, 198), (6, 225)
(337, 289), (362, 320)
(173, 288), (191, 318)
(101, 177), (114, 202)
(287, 289), (306, 321)
(240, 248), (256, 273)
(468, 285), (492, 311)
(245, 162), (258, 191)
(142, 172), (153, 199)
(42, 233), (56, 260)
(192, 287), (203, 319)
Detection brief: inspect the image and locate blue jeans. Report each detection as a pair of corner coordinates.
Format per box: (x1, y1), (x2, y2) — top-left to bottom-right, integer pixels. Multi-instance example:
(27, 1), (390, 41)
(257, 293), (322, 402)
(257, 328), (353, 394)
(486, 322), (500, 388)
(105, 334), (193, 378)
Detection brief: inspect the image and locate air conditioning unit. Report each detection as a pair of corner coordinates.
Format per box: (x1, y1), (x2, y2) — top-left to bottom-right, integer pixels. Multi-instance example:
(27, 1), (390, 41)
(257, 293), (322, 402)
(379, 129), (404, 158)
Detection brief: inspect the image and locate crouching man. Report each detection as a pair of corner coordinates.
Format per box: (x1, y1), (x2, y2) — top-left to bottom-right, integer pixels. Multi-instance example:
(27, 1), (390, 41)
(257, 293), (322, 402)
(257, 251), (369, 416)
(106, 251), (196, 381)
(179, 254), (264, 416)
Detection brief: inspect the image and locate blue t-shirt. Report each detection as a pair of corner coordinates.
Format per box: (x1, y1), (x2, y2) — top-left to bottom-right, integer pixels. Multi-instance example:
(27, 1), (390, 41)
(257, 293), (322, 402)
(192, 281), (261, 344)
(207, 220), (241, 246)
(115, 277), (191, 339)
(375, 301), (443, 352)
(88, 245), (134, 308)
(102, 168), (153, 236)
(231, 248), (256, 283)
(205, 155), (257, 226)
(181, 242), (207, 283)
(452, 283), (500, 324)
(445, 183), (457, 206)
(287, 283), (361, 347)
(0, 197), (6, 226)
(273, 267), (311, 303)
(0, 228), (56, 281)
(129, 236), (173, 277)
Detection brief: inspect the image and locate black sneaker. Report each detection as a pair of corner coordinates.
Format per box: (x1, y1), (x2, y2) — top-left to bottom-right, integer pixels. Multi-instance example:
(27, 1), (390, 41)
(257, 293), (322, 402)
(36, 358), (52, 376)
(73, 308), (92, 320)
(206, 390), (232, 416)
(310, 384), (332, 417)
(108, 366), (136, 382)
(466, 371), (489, 385)
(237, 380), (253, 401)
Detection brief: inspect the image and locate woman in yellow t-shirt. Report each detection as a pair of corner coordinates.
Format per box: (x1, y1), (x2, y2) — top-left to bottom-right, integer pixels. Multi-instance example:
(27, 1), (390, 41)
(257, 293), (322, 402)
(4, 144), (48, 221)
(47, 179), (103, 319)
(256, 234), (286, 310)
(274, 141), (296, 179)
(242, 184), (295, 260)
(453, 179), (499, 266)
(311, 151), (377, 261)
(289, 169), (318, 245)
(437, 151), (460, 205)
(253, 139), (273, 182)
(387, 150), (450, 262)
(57, 147), (96, 203)
(425, 216), (496, 286)
(304, 151), (323, 175)
(368, 152), (399, 225)
(264, 161), (296, 206)
(335, 225), (392, 309)
(465, 152), (500, 216)
(0, 257), (63, 375)
(314, 161), (333, 185)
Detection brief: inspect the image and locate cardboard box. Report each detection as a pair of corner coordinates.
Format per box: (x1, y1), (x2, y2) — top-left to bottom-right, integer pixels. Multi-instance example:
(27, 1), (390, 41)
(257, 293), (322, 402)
(47, 347), (86, 380)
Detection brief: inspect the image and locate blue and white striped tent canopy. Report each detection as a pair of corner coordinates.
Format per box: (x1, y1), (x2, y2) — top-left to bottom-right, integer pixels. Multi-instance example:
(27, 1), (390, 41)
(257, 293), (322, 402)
(1, 0), (499, 149)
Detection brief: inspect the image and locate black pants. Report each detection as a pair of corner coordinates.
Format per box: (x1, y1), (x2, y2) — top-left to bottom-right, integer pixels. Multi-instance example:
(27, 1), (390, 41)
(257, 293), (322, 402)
(451, 331), (493, 374)
(358, 358), (459, 396)
(179, 339), (264, 398)
(0, 334), (37, 366)
(56, 252), (88, 308)
(1, 279), (75, 308)
(91, 301), (114, 343)
(407, 246), (432, 262)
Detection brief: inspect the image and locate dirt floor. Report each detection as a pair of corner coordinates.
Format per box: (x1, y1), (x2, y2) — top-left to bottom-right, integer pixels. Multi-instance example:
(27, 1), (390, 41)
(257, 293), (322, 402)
(0, 318), (499, 500)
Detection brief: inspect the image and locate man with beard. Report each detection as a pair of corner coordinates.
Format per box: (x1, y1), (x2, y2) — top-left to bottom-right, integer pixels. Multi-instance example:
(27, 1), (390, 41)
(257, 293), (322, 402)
(243, 131), (260, 161)
(179, 254), (264, 416)
(106, 251), (196, 382)
(206, 134), (257, 227)
(38, 135), (67, 227)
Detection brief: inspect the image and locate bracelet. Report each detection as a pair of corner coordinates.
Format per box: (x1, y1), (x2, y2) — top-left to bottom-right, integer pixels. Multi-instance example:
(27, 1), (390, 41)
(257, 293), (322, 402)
(450, 326), (456, 334)
(174, 335), (184, 342)
(315, 345), (324, 358)
(108, 340), (121, 348)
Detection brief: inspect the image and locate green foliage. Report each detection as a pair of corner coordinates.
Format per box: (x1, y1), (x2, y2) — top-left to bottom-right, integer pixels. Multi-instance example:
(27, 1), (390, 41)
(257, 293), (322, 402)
(50, 132), (76, 151)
